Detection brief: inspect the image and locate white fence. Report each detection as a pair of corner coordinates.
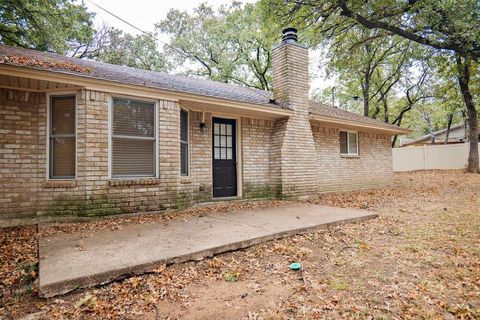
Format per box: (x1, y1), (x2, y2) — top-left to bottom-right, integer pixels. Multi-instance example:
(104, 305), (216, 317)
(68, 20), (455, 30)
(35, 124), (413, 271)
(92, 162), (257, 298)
(392, 143), (479, 172)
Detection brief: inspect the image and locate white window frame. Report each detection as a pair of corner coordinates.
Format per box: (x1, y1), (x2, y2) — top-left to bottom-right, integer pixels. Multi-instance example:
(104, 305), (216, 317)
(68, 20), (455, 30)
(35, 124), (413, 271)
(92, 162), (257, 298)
(108, 95), (159, 179)
(46, 92), (77, 180)
(180, 108), (190, 177)
(340, 130), (359, 156)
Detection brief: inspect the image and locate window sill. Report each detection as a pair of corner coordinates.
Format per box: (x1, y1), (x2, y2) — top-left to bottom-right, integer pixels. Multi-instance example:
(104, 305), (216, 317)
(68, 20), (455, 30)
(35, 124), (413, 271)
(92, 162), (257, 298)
(44, 180), (77, 188)
(109, 178), (160, 186)
(180, 177), (192, 184)
(340, 154), (360, 158)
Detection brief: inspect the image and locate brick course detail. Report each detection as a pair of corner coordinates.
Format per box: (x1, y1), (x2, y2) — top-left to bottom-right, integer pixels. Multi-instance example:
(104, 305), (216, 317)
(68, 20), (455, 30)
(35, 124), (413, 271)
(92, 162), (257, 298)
(311, 124), (393, 192)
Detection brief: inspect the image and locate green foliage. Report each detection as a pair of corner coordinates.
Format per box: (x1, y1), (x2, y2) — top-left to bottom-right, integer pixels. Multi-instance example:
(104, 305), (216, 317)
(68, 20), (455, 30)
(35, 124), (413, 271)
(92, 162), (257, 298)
(325, 28), (417, 118)
(309, 25), (435, 137)
(0, 0), (94, 54)
(19, 262), (37, 284)
(265, 0), (480, 60)
(18, 262), (37, 295)
(93, 29), (170, 72)
(156, 2), (279, 90)
(266, 0), (479, 147)
(3, 0), (477, 150)
(330, 278), (349, 291)
(223, 271), (240, 282)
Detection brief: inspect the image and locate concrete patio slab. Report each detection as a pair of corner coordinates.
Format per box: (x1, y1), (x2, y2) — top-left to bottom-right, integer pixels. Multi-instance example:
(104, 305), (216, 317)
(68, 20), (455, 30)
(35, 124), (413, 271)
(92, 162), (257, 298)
(39, 204), (377, 297)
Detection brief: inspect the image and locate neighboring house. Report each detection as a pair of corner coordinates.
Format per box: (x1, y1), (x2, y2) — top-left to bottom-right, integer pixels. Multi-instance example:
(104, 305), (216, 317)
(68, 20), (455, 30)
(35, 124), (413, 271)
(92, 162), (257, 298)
(400, 123), (466, 147)
(0, 28), (408, 221)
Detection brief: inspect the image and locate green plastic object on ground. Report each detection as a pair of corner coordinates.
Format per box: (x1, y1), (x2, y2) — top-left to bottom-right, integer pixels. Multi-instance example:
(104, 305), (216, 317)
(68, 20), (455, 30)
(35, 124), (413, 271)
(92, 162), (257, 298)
(290, 262), (301, 270)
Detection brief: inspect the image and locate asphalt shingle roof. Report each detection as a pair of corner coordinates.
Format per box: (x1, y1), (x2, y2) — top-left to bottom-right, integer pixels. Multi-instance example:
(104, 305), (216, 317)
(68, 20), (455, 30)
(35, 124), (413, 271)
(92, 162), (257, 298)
(309, 101), (408, 132)
(0, 45), (407, 133)
(0, 45), (275, 107)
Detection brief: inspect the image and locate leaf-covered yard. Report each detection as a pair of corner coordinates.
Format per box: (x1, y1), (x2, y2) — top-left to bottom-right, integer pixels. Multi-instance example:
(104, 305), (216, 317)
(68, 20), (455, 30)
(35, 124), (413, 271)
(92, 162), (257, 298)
(1, 170), (479, 319)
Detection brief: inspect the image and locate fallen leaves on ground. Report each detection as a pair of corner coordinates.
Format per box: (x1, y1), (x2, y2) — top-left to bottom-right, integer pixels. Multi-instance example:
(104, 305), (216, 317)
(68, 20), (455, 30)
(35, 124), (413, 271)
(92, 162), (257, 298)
(1, 170), (479, 319)
(0, 225), (39, 318)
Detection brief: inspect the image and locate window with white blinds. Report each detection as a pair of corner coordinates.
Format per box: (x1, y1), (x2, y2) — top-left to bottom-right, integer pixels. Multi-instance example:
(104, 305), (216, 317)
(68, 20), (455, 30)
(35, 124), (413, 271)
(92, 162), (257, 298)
(111, 98), (156, 177)
(49, 95), (76, 179)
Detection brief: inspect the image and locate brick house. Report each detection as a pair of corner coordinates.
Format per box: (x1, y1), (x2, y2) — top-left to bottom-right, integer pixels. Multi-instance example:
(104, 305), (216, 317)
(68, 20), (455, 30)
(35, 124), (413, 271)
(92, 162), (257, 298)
(0, 29), (408, 223)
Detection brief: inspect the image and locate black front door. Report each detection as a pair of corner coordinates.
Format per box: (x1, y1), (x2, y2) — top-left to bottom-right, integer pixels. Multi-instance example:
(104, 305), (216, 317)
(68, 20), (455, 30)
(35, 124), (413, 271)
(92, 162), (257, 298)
(212, 117), (237, 198)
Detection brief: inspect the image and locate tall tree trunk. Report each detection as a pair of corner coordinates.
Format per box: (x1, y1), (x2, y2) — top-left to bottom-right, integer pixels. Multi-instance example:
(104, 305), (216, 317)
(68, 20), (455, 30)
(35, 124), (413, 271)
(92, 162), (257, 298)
(392, 118), (403, 148)
(456, 55), (479, 173)
(423, 113), (435, 144)
(463, 111), (468, 141)
(363, 73), (370, 116)
(382, 95), (389, 123)
(392, 134), (398, 148)
(444, 113), (453, 144)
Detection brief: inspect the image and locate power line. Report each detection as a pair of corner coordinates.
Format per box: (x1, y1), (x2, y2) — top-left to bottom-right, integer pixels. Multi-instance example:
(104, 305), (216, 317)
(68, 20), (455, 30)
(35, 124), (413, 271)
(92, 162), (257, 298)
(85, 0), (189, 58)
(86, 0), (150, 35)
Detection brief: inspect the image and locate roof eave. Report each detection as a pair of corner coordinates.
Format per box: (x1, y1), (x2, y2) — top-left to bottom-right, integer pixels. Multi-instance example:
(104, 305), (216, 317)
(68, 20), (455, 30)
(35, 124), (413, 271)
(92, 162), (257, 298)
(310, 114), (411, 135)
(0, 63), (292, 118)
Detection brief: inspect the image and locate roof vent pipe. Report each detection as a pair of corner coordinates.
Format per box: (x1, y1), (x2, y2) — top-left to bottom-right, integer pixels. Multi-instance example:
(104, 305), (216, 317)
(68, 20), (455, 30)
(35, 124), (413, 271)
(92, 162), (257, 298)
(282, 27), (298, 44)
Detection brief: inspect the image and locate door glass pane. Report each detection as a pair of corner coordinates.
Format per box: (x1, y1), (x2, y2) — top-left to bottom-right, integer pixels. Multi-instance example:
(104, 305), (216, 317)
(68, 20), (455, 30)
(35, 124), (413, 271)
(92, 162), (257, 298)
(340, 131), (348, 154)
(213, 120), (235, 161)
(51, 96), (75, 134)
(349, 132), (358, 154)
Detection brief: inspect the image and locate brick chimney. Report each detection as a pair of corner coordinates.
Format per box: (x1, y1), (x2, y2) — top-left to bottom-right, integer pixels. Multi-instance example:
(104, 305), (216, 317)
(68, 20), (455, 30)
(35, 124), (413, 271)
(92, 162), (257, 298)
(269, 28), (318, 198)
(272, 27), (310, 114)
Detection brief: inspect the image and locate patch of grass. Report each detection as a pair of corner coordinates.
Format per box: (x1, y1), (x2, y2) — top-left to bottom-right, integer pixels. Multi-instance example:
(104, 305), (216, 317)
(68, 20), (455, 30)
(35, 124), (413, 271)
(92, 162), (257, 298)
(402, 243), (421, 253)
(388, 226), (403, 236)
(223, 271), (240, 282)
(19, 262), (37, 284)
(353, 240), (371, 251)
(330, 278), (349, 291)
(14, 262), (38, 296)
